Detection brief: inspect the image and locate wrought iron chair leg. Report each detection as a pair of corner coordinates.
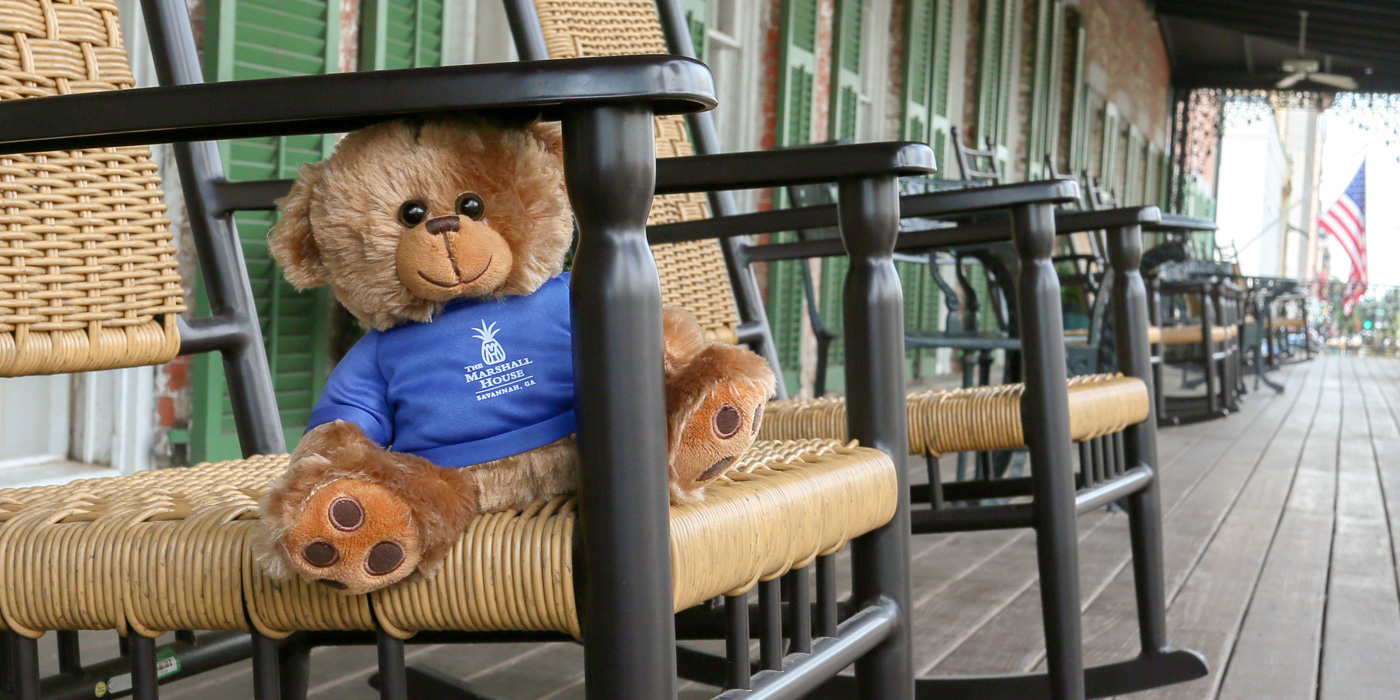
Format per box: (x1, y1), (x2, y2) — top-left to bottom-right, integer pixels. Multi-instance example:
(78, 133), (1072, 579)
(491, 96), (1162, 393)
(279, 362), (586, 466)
(278, 633), (312, 700)
(251, 631), (282, 700)
(56, 631), (81, 674)
(725, 592), (752, 690)
(130, 635), (160, 700)
(375, 630), (407, 700)
(9, 633), (39, 700)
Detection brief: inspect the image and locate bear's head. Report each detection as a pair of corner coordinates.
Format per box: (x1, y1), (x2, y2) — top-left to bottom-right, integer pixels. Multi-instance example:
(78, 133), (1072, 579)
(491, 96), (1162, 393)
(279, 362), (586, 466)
(269, 115), (572, 330)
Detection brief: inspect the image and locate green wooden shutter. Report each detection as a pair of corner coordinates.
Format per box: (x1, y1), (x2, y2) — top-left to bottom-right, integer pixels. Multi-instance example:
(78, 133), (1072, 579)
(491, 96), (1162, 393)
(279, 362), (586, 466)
(681, 0), (710, 61)
(360, 0), (446, 71)
(928, 0), (954, 166)
(775, 0), (819, 148)
(1144, 145), (1161, 206)
(898, 0), (950, 360)
(1099, 102), (1119, 194)
(1158, 146), (1172, 206)
(1066, 22), (1089, 174)
(768, 0), (821, 377)
(191, 0), (343, 462)
(977, 0), (1019, 175)
(1025, 0), (1064, 180)
(901, 0), (935, 143)
(1123, 127), (1143, 204)
(817, 0), (868, 367)
(829, 0), (864, 141)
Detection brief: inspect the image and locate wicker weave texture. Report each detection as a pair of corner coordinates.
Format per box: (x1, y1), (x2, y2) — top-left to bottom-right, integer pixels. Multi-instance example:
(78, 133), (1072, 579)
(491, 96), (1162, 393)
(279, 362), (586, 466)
(0, 439), (895, 640)
(534, 0), (740, 343)
(1155, 324), (1237, 346)
(758, 374), (1151, 456)
(0, 0), (185, 376)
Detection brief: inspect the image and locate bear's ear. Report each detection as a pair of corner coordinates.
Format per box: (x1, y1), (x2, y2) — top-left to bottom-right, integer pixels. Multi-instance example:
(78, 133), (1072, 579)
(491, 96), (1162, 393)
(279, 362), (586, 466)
(525, 120), (564, 159)
(269, 161), (329, 289)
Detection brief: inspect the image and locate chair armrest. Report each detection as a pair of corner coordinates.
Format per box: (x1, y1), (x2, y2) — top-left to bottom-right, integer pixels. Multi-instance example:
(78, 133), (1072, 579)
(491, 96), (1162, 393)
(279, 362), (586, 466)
(648, 180), (1076, 245)
(1148, 214), (1217, 233)
(653, 141), (935, 193)
(1053, 206), (1161, 232)
(898, 180), (1078, 217)
(0, 56), (715, 153)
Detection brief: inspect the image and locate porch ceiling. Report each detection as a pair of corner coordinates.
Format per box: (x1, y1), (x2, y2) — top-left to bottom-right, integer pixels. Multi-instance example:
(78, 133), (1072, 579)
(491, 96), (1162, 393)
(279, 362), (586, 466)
(1156, 0), (1400, 92)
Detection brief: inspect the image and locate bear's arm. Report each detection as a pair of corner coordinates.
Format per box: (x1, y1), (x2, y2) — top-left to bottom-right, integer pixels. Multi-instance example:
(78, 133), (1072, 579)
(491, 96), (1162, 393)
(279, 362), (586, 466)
(305, 332), (394, 447)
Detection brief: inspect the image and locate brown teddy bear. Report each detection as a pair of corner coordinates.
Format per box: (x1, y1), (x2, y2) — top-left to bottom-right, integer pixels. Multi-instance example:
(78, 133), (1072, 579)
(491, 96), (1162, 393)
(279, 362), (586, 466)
(255, 115), (775, 595)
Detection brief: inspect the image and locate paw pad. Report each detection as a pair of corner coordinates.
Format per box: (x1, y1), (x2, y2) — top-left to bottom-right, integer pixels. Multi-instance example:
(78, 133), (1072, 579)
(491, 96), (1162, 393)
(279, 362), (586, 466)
(279, 479), (423, 594)
(751, 403), (764, 436)
(302, 541), (339, 567)
(366, 541), (406, 576)
(329, 497), (364, 531)
(714, 404), (742, 438)
(699, 457), (734, 482)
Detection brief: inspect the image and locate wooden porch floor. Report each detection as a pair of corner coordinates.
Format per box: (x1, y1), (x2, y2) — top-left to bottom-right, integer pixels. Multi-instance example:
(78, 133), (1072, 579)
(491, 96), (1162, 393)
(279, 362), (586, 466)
(36, 355), (1400, 698)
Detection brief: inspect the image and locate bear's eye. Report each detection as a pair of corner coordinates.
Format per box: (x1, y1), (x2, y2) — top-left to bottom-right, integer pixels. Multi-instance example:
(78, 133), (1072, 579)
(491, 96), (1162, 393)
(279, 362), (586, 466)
(456, 192), (485, 220)
(398, 200), (428, 227)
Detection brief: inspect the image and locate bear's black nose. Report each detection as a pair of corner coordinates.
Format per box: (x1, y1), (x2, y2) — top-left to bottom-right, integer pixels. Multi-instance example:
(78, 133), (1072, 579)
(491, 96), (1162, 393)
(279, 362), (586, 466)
(425, 216), (460, 235)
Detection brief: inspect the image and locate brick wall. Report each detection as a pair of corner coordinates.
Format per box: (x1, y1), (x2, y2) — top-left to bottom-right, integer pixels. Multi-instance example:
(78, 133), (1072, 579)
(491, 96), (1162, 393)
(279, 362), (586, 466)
(1078, 0), (1171, 148)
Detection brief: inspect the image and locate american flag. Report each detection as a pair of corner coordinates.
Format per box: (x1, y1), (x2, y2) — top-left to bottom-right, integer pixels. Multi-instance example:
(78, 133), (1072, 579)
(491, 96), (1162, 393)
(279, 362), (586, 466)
(1319, 161), (1367, 315)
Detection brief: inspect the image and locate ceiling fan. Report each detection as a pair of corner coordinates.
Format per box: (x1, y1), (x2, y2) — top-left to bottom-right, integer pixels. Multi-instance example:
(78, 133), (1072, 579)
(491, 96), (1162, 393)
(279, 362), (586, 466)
(1275, 10), (1358, 90)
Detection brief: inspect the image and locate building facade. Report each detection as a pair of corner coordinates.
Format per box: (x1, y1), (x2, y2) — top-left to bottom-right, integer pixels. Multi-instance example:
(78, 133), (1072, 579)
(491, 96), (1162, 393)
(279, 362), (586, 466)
(0, 0), (1215, 479)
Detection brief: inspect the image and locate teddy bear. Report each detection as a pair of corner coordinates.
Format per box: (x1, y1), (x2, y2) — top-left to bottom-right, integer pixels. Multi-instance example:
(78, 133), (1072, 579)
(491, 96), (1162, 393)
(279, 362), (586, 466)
(254, 114), (776, 595)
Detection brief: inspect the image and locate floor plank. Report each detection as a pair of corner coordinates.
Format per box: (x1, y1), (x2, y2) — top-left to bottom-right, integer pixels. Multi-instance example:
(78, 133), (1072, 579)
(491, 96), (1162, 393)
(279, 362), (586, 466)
(1317, 357), (1400, 699)
(1128, 360), (1330, 700)
(1359, 357), (1400, 591)
(1214, 360), (1336, 699)
(931, 374), (1287, 677)
(1066, 360), (1321, 696)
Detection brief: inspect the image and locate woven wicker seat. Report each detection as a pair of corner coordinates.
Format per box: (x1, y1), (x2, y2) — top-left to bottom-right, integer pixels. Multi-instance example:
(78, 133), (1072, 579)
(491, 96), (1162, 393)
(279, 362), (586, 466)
(0, 439), (893, 640)
(1155, 323), (1237, 345)
(760, 373), (1149, 456)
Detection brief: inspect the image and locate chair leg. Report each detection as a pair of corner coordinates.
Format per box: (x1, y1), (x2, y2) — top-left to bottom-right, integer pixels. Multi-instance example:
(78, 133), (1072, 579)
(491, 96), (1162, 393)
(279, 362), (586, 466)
(9, 633), (39, 700)
(251, 631), (282, 700)
(1152, 360), (1167, 421)
(564, 105), (676, 700)
(130, 634), (160, 700)
(1014, 202), (1085, 700)
(56, 630), (81, 673)
(838, 175), (914, 700)
(925, 452), (945, 510)
(376, 630), (407, 700)
(1202, 347), (1217, 415)
(279, 633), (312, 700)
(1034, 486), (1087, 700)
(1126, 476), (1169, 654)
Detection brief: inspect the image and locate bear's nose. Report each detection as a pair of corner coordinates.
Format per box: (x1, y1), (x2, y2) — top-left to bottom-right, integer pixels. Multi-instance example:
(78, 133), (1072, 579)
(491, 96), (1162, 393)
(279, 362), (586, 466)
(424, 216), (460, 236)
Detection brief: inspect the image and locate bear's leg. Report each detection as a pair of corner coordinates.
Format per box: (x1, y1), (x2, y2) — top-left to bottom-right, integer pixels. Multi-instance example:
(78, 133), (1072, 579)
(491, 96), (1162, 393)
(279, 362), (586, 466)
(257, 420), (477, 594)
(663, 308), (777, 503)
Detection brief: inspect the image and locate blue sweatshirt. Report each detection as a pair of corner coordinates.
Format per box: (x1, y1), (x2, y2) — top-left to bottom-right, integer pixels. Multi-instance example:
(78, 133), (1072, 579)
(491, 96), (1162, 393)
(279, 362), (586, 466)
(306, 273), (575, 467)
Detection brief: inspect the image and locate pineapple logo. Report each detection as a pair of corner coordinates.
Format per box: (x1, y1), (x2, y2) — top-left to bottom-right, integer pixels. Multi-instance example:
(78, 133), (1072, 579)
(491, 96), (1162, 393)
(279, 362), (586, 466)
(473, 321), (507, 365)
